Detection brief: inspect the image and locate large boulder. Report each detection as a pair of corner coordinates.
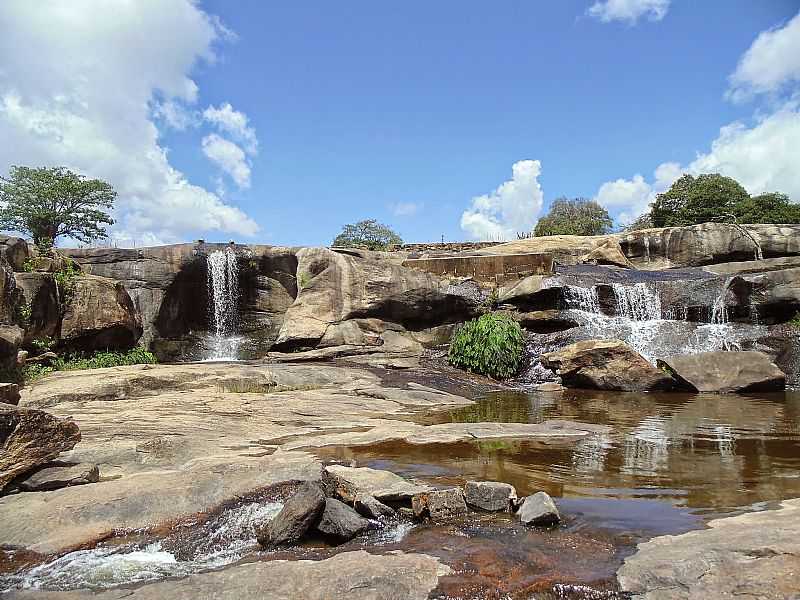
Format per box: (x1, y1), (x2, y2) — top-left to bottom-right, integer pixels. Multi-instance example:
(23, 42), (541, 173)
(60, 274), (142, 351)
(13, 272), (60, 344)
(728, 266), (800, 324)
(464, 481), (517, 512)
(541, 339), (676, 391)
(0, 403), (81, 492)
(657, 351), (785, 393)
(0, 235), (30, 271)
(579, 239), (634, 269)
(315, 498), (371, 542)
(0, 258), (23, 368)
(517, 492), (561, 526)
(411, 488), (467, 521)
(256, 481), (326, 547)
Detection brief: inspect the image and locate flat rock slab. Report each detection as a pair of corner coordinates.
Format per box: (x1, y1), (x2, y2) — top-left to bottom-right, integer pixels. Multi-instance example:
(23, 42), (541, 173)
(17, 462), (99, 492)
(4, 550), (450, 600)
(618, 498), (800, 599)
(325, 465), (429, 502)
(657, 351), (785, 393)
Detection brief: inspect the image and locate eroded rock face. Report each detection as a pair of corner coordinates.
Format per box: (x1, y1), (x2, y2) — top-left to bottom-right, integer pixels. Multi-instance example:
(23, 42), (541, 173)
(518, 492), (560, 526)
(657, 351), (785, 393)
(13, 273), (60, 345)
(256, 481), (326, 547)
(316, 498), (371, 542)
(0, 404), (81, 492)
(618, 498), (800, 599)
(541, 339), (675, 391)
(60, 275), (142, 351)
(464, 481), (517, 512)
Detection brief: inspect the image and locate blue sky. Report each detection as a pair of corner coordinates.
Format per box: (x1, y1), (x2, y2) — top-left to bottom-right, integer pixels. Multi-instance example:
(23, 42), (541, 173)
(1, 1), (799, 247)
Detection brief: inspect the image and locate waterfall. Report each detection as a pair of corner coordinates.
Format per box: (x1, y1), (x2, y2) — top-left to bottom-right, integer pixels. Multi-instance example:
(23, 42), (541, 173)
(563, 285), (601, 313)
(710, 278), (733, 325)
(613, 283), (661, 321)
(206, 249), (240, 361)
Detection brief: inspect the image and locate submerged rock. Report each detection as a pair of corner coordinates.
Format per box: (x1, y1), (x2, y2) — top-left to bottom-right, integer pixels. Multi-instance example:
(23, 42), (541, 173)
(541, 339), (675, 392)
(464, 481), (517, 512)
(354, 493), (396, 519)
(316, 498), (371, 542)
(657, 351), (785, 393)
(16, 462), (99, 492)
(517, 492), (561, 526)
(256, 481), (326, 547)
(412, 488), (467, 521)
(0, 404), (81, 493)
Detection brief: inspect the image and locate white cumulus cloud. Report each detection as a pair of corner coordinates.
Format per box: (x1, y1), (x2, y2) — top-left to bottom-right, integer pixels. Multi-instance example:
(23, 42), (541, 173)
(0, 0), (259, 246)
(727, 11), (800, 103)
(461, 160), (544, 241)
(586, 0), (670, 24)
(203, 102), (258, 154)
(201, 134), (251, 189)
(390, 202), (422, 217)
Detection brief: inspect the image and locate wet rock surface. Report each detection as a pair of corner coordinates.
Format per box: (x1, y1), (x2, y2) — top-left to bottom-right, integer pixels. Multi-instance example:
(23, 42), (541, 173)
(518, 492), (561, 526)
(464, 481), (517, 512)
(315, 498), (371, 542)
(15, 462), (99, 492)
(354, 493), (396, 519)
(412, 488), (468, 521)
(256, 482), (326, 547)
(658, 350), (786, 393)
(618, 498), (800, 599)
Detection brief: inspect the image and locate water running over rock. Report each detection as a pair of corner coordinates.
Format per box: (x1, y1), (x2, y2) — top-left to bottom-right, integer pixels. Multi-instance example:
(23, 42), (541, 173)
(205, 249), (241, 361)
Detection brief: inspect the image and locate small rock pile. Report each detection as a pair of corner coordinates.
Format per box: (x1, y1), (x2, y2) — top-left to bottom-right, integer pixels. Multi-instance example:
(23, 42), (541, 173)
(256, 465), (562, 549)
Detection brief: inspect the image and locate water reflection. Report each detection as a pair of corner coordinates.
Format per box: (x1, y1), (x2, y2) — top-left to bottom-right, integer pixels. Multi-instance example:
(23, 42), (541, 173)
(322, 390), (800, 518)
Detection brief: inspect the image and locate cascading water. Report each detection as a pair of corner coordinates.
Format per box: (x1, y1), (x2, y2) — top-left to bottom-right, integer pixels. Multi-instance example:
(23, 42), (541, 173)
(205, 249), (241, 361)
(613, 283), (661, 321)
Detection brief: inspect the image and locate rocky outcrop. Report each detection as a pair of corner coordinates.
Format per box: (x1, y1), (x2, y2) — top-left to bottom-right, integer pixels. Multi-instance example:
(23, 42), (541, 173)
(13, 272), (60, 344)
(464, 481), (517, 512)
(579, 239), (634, 269)
(657, 351), (785, 393)
(316, 498), (371, 542)
(60, 275), (142, 351)
(256, 481), (326, 547)
(728, 266), (800, 323)
(618, 498), (800, 599)
(517, 492), (560, 526)
(541, 340), (676, 391)
(0, 235), (29, 271)
(15, 462), (99, 492)
(0, 403), (81, 492)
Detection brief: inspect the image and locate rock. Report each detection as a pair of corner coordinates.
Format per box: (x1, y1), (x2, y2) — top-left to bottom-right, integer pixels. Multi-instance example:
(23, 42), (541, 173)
(60, 274), (142, 351)
(535, 382), (565, 393)
(316, 498), (371, 542)
(657, 351), (785, 393)
(324, 465), (429, 503)
(541, 339), (676, 392)
(13, 272), (60, 344)
(617, 498), (800, 599)
(728, 266), (800, 324)
(16, 349), (27, 365)
(6, 550), (452, 600)
(0, 382), (20, 405)
(516, 310), (579, 333)
(579, 239), (634, 269)
(354, 493), (396, 519)
(412, 488), (467, 521)
(17, 462), (99, 492)
(517, 492), (560, 526)
(0, 236), (29, 271)
(464, 481), (517, 512)
(256, 481), (326, 547)
(0, 403), (81, 492)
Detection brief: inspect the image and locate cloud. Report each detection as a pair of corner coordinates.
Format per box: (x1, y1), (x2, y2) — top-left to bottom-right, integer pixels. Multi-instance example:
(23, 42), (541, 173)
(201, 134), (251, 189)
(460, 160), (544, 240)
(586, 0), (669, 24)
(594, 106), (800, 223)
(153, 99), (198, 131)
(203, 102), (258, 154)
(726, 11), (800, 103)
(390, 202), (422, 217)
(0, 0), (259, 246)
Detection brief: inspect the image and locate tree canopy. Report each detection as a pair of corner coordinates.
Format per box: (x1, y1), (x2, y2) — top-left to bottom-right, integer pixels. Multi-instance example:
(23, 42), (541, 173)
(533, 197), (613, 237)
(0, 166), (115, 249)
(332, 219), (402, 250)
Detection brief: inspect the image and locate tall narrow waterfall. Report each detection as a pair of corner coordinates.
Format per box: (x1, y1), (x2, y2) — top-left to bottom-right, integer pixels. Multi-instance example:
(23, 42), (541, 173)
(206, 249), (240, 361)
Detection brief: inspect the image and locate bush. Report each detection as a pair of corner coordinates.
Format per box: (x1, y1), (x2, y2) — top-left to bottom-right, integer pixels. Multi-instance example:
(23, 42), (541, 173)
(332, 219), (402, 250)
(533, 197), (613, 237)
(16, 347), (157, 384)
(448, 313), (524, 379)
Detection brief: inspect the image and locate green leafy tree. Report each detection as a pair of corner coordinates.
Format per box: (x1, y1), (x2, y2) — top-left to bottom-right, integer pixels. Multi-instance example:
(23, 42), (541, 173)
(733, 192), (800, 224)
(625, 212), (654, 231)
(651, 173), (749, 227)
(448, 312), (524, 379)
(0, 166), (115, 250)
(332, 219), (402, 250)
(533, 197), (613, 237)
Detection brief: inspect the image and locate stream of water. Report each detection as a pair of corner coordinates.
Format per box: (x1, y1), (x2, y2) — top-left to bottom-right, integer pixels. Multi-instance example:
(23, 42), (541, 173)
(204, 249), (241, 361)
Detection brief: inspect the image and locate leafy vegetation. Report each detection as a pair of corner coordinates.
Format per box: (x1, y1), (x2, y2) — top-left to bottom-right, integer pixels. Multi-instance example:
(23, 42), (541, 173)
(790, 312), (800, 329)
(533, 197), (613, 237)
(53, 258), (82, 304)
(332, 219), (402, 250)
(18, 347), (157, 383)
(0, 166), (116, 250)
(448, 312), (524, 379)
(647, 173), (800, 228)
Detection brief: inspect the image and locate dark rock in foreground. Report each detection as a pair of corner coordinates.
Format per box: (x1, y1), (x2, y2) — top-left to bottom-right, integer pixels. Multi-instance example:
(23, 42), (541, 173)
(657, 351), (786, 393)
(464, 481), (517, 512)
(0, 404), (81, 493)
(0, 383), (20, 406)
(517, 492), (561, 526)
(316, 498), (371, 542)
(541, 339), (675, 392)
(256, 481), (326, 547)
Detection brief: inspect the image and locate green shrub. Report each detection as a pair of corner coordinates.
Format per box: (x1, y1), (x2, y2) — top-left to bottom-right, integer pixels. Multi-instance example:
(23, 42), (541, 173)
(53, 258), (82, 304)
(31, 337), (54, 352)
(448, 312), (525, 379)
(790, 312), (800, 329)
(54, 347), (157, 371)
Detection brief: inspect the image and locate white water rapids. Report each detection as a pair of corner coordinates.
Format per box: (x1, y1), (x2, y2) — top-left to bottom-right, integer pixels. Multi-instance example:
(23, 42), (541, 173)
(204, 249), (241, 361)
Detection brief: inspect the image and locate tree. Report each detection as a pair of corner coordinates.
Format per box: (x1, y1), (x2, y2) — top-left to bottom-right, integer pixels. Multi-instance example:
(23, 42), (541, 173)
(733, 192), (800, 224)
(533, 197), (613, 237)
(332, 219), (402, 250)
(625, 212), (654, 231)
(651, 173), (749, 227)
(0, 166), (115, 250)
